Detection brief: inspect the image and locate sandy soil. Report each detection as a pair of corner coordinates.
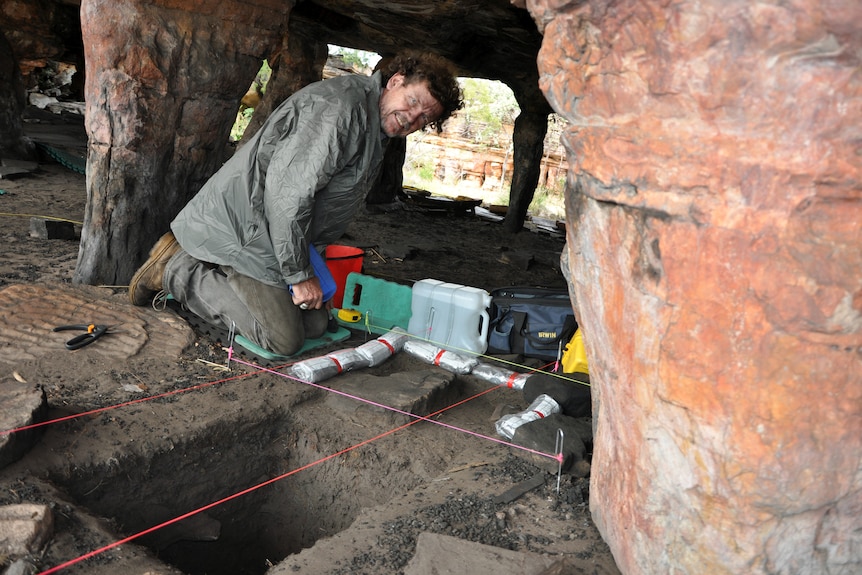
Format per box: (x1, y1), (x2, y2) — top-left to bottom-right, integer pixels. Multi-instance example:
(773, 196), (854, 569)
(0, 135), (620, 575)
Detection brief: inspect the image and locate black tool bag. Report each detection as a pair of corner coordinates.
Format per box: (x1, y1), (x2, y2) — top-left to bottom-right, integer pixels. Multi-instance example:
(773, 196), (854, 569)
(487, 286), (577, 362)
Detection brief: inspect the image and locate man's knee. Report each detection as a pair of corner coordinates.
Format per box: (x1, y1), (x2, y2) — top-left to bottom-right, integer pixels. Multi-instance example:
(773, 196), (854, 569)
(263, 308), (328, 355)
(260, 327), (304, 357)
(304, 309), (330, 339)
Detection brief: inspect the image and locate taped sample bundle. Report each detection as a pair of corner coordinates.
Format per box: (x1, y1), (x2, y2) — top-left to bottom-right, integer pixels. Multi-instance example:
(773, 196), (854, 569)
(404, 340), (478, 374)
(471, 363), (532, 390)
(356, 327), (410, 367)
(290, 348), (366, 383)
(495, 394), (561, 440)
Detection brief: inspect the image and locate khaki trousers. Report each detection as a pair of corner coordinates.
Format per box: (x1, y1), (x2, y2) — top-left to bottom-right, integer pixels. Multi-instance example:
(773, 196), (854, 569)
(163, 249), (328, 356)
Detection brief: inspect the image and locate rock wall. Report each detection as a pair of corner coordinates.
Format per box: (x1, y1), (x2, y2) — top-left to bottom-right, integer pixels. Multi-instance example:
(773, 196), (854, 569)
(0, 0), (83, 94)
(0, 29), (35, 160)
(533, 0), (862, 573)
(74, 0), (289, 285)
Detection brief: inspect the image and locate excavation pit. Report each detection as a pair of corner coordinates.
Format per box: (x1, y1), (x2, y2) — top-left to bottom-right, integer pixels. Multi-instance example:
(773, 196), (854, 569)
(43, 360), (468, 575)
(0, 321), (610, 575)
(56, 417), (389, 574)
(6, 347), (591, 574)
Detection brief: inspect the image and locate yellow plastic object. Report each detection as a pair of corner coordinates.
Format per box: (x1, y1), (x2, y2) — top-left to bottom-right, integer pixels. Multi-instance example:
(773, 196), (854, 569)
(561, 328), (589, 374)
(337, 308), (363, 323)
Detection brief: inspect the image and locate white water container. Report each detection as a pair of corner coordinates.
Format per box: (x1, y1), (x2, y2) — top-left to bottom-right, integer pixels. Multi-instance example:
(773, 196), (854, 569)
(407, 279), (492, 355)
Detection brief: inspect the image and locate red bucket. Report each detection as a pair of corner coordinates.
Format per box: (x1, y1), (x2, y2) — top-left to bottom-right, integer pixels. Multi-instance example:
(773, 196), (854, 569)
(325, 245), (364, 308)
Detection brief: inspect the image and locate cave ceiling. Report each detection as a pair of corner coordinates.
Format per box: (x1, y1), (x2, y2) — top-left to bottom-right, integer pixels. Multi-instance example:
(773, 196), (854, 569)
(289, 0), (550, 110)
(18, 0), (550, 111)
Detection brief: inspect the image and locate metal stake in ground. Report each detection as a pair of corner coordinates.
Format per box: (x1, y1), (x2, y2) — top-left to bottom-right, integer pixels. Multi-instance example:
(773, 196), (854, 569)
(555, 428), (564, 494)
(224, 320), (236, 369)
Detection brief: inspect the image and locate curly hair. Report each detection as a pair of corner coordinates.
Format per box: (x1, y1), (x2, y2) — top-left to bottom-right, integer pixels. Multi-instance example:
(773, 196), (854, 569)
(383, 51), (464, 133)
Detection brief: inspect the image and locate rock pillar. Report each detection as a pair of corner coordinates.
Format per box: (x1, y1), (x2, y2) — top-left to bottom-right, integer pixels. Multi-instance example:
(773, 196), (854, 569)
(74, 0), (290, 285)
(533, 0), (862, 573)
(504, 107), (550, 233)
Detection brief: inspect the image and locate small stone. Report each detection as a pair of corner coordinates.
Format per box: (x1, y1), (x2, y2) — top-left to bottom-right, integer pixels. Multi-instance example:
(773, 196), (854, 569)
(0, 503), (54, 555)
(0, 383), (48, 470)
(4, 558), (38, 575)
(28, 218), (76, 240)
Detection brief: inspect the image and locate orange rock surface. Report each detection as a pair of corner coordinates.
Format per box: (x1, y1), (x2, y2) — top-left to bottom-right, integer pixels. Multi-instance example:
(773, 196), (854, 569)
(537, 0), (862, 573)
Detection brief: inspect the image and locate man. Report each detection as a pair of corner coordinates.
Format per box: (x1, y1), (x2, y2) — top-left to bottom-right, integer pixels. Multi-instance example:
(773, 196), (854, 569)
(129, 51), (463, 355)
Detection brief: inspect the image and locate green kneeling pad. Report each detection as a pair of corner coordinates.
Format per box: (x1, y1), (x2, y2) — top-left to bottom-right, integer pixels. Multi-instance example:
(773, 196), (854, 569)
(233, 327), (351, 362)
(165, 293), (352, 362)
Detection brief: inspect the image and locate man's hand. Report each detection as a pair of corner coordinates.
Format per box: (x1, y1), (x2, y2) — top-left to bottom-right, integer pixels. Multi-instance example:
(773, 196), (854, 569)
(291, 277), (324, 310)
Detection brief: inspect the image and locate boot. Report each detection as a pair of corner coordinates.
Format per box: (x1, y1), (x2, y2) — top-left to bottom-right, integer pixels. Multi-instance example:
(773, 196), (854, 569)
(129, 232), (180, 306)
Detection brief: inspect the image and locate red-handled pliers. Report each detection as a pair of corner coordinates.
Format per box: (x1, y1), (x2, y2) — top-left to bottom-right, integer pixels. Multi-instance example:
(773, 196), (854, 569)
(53, 323), (111, 350)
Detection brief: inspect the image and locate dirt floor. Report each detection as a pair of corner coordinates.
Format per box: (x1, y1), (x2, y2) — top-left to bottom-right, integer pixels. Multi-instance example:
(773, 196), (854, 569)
(0, 126), (620, 575)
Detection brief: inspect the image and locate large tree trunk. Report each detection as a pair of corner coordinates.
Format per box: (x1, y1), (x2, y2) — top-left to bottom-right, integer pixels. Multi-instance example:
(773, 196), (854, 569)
(73, 0), (289, 286)
(503, 108), (549, 233)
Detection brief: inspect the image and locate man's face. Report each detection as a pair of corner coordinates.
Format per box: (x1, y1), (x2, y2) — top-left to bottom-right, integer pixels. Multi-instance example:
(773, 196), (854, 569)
(379, 73), (444, 138)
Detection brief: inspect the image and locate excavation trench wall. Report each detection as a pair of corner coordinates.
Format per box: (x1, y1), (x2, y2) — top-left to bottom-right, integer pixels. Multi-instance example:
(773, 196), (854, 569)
(55, 413), (335, 574)
(65, 389), (466, 574)
(7, 357), (472, 575)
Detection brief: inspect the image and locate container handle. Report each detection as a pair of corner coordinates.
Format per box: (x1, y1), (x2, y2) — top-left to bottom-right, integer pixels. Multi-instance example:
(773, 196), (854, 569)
(478, 309), (490, 348)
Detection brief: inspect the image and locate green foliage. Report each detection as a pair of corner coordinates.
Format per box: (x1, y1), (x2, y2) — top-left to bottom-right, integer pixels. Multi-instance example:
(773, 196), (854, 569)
(230, 107), (254, 142)
(457, 78), (519, 147)
(530, 186), (551, 213)
(254, 60), (272, 93)
(418, 163), (435, 181)
(528, 183), (566, 220)
(340, 50), (371, 69)
(404, 147), (437, 182)
(328, 46), (380, 71)
(230, 60), (272, 142)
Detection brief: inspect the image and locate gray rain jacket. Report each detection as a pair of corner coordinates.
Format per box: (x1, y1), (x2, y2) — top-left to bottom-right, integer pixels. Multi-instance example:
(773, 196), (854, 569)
(171, 72), (387, 288)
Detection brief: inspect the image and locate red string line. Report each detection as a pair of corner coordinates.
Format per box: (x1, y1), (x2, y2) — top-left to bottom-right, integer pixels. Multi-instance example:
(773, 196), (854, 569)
(36, 383), (501, 575)
(24, 336), (566, 572)
(231, 356), (562, 463)
(0, 365), (273, 438)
